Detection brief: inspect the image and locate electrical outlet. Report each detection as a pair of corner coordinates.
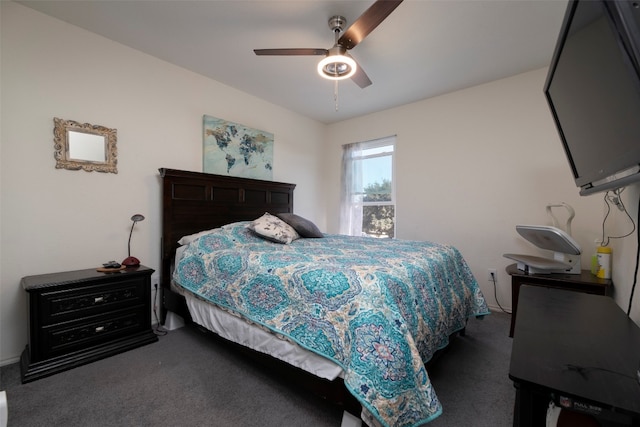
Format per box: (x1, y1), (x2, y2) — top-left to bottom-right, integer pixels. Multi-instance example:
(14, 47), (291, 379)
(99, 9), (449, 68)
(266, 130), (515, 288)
(488, 268), (497, 281)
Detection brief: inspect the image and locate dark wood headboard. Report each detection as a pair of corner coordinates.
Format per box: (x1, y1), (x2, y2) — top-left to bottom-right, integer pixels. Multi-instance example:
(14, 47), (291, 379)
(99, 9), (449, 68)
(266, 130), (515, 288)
(159, 168), (295, 321)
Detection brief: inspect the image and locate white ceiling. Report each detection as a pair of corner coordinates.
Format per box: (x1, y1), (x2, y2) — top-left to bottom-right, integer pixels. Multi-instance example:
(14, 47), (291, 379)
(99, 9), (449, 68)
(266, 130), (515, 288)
(18, 0), (569, 124)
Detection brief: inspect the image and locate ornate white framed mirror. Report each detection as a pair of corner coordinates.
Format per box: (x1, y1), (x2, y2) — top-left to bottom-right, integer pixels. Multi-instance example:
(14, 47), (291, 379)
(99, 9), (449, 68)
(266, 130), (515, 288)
(53, 118), (118, 173)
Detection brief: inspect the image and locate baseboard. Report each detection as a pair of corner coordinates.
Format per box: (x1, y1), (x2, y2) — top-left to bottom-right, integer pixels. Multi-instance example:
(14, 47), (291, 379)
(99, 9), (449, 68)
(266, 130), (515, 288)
(0, 357), (20, 368)
(486, 303), (512, 314)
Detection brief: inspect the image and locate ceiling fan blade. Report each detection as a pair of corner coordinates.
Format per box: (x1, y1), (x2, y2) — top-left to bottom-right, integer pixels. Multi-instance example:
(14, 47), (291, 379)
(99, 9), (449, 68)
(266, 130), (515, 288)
(338, 0), (403, 50)
(254, 48), (328, 56)
(351, 60), (372, 88)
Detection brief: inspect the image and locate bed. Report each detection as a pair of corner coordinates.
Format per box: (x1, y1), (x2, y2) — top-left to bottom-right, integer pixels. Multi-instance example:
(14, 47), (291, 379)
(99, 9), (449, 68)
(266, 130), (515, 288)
(159, 168), (489, 427)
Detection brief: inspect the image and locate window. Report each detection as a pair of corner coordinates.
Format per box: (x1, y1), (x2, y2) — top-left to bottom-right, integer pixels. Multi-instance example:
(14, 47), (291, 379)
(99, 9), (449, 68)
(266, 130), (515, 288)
(340, 136), (395, 238)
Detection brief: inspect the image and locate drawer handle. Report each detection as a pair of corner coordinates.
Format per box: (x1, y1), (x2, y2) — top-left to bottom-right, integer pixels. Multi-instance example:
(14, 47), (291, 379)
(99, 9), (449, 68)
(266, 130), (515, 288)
(94, 296), (104, 303)
(95, 326), (105, 333)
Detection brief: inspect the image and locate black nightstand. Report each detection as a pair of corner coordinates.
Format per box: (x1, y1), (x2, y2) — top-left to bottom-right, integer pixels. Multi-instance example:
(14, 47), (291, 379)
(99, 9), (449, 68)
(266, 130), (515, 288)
(20, 265), (158, 383)
(507, 263), (612, 337)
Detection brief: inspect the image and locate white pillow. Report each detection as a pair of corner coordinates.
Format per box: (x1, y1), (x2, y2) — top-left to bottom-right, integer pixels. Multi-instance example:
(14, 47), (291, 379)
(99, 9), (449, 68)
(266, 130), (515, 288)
(247, 213), (300, 244)
(177, 229), (216, 246)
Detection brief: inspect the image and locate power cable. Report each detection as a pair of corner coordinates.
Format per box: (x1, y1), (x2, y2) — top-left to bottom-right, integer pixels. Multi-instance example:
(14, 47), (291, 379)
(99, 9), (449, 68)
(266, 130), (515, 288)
(490, 271), (510, 314)
(153, 283), (168, 336)
(626, 193), (640, 316)
(601, 188), (635, 246)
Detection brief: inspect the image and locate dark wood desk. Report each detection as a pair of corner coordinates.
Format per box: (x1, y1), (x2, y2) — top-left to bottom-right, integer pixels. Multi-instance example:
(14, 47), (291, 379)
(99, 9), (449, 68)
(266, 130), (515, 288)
(509, 286), (640, 427)
(507, 264), (612, 337)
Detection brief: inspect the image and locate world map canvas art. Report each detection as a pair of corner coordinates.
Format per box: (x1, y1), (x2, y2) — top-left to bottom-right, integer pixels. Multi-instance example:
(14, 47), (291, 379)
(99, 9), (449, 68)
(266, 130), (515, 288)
(203, 115), (274, 180)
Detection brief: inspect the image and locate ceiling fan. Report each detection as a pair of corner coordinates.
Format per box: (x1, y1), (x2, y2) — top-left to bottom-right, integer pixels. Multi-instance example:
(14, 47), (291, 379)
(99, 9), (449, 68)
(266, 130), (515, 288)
(254, 0), (404, 89)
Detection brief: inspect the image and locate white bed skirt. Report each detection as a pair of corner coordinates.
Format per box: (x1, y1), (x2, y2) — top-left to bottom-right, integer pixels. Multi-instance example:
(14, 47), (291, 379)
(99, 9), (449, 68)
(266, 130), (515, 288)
(183, 293), (344, 381)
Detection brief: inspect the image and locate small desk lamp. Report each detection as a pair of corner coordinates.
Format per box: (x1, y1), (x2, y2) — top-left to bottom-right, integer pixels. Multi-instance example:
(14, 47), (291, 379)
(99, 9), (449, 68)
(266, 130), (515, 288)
(122, 214), (145, 267)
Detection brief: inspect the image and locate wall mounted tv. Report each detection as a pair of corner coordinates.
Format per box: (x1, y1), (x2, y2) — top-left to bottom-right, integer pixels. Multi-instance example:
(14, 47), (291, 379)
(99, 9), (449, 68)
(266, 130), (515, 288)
(545, 0), (640, 196)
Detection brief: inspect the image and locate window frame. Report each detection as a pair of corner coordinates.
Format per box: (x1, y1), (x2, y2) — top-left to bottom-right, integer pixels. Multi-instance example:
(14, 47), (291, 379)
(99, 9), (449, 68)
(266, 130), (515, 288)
(343, 135), (396, 238)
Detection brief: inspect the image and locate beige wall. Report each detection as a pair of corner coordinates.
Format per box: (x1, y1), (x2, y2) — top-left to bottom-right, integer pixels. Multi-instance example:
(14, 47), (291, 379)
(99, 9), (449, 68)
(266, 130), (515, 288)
(325, 68), (640, 323)
(0, 2), (326, 364)
(3, 2), (640, 366)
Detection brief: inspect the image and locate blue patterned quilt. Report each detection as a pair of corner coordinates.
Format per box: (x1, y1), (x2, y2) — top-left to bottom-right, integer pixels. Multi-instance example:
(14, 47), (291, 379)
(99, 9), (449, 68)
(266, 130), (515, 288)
(173, 222), (489, 427)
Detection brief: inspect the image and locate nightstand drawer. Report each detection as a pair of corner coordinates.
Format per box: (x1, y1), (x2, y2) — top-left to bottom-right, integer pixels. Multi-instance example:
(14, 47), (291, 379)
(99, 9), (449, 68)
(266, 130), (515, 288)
(41, 308), (147, 360)
(39, 279), (145, 324)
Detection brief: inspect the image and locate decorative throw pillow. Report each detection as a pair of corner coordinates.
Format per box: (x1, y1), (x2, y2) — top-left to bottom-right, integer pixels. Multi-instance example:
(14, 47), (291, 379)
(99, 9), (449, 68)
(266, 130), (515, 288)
(248, 213), (300, 244)
(275, 213), (323, 238)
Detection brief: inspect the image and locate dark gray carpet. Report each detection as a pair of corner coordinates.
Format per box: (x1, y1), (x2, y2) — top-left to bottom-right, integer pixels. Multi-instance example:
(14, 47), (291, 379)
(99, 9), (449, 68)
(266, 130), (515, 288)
(1, 311), (513, 426)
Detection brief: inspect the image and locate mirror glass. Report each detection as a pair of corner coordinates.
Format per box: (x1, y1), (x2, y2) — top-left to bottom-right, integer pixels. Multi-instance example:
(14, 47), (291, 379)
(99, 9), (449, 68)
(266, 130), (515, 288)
(68, 131), (106, 162)
(53, 118), (118, 173)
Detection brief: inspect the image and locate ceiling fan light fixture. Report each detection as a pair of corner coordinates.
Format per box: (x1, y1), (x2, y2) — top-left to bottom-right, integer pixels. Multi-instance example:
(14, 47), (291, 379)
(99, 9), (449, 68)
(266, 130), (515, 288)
(254, 1), (404, 89)
(317, 52), (356, 80)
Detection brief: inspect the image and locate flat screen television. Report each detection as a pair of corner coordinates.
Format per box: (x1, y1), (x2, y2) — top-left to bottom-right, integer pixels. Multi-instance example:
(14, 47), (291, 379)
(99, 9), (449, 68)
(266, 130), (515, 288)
(545, 0), (640, 196)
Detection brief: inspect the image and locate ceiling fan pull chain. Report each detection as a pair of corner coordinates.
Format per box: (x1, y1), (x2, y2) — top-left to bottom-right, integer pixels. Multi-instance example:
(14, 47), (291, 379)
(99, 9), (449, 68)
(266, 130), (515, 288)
(334, 80), (339, 111)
